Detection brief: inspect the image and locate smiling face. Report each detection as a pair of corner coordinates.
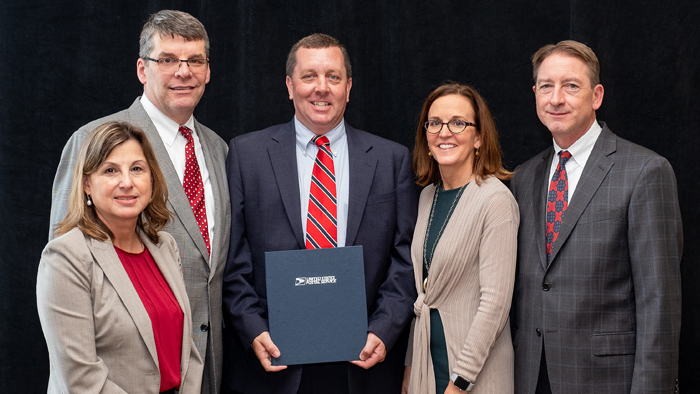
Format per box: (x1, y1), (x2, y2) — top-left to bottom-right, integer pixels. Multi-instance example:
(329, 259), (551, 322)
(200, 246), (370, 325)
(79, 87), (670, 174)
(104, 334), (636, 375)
(427, 94), (481, 185)
(84, 139), (152, 234)
(534, 53), (604, 148)
(137, 34), (210, 125)
(286, 46), (352, 135)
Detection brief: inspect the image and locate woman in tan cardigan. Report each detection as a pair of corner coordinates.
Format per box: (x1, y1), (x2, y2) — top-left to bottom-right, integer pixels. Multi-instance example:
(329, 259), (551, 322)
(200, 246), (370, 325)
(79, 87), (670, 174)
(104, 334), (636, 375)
(402, 83), (519, 394)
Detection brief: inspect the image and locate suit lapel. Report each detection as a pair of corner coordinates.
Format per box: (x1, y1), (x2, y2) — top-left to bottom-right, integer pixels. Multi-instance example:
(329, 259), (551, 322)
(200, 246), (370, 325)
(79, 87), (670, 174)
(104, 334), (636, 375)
(193, 118), (225, 273)
(268, 121), (305, 248)
(345, 125), (377, 246)
(131, 101), (210, 261)
(87, 237), (159, 367)
(533, 149), (553, 271)
(549, 124), (616, 263)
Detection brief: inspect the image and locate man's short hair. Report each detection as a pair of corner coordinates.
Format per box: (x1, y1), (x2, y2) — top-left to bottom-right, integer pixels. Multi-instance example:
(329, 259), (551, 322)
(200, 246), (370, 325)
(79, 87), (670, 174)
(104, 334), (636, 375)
(532, 40), (600, 87)
(286, 33), (352, 79)
(139, 10), (210, 59)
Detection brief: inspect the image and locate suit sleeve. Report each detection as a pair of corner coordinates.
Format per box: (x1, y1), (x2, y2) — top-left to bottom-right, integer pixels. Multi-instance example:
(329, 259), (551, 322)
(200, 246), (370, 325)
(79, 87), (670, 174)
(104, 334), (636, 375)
(628, 156), (682, 392)
(222, 138), (270, 347)
(36, 239), (128, 394)
(49, 129), (88, 241)
(367, 147), (418, 351)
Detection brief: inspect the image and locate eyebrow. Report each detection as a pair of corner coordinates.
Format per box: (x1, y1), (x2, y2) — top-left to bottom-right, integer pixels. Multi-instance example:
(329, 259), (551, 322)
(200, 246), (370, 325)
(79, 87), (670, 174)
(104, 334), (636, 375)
(156, 51), (206, 59)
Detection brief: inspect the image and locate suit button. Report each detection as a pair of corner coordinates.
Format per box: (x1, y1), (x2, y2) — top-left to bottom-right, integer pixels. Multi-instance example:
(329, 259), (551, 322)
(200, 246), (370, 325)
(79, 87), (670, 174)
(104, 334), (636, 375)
(542, 283), (550, 291)
(200, 323), (209, 332)
(536, 328), (541, 336)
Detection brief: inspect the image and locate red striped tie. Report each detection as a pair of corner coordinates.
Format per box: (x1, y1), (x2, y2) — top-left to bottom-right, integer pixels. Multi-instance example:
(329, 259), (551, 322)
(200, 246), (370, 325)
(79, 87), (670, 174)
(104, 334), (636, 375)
(305, 135), (337, 249)
(179, 125), (210, 256)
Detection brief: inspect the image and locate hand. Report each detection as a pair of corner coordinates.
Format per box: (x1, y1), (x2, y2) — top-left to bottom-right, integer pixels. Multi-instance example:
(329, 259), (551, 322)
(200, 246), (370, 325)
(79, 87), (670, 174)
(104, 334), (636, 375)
(251, 331), (287, 372)
(401, 366), (411, 394)
(350, 332), (386, 369)
(444, 380), (469, 394)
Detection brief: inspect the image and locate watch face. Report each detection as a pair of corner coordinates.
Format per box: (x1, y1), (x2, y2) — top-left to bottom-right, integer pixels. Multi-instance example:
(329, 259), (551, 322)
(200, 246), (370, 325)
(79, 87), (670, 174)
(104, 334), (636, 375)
(451, 374), (474, 391)
(454, 376), (469, 390)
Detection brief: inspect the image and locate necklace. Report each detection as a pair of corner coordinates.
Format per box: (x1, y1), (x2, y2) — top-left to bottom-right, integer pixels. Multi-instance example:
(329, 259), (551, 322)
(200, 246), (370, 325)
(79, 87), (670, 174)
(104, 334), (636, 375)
(422, 180), (469, 292)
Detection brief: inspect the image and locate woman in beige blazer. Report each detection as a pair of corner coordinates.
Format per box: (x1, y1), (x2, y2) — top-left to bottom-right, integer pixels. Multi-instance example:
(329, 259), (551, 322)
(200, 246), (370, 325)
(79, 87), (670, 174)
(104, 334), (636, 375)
(402, 83), (519, 394)
(37, 121), (202, 393)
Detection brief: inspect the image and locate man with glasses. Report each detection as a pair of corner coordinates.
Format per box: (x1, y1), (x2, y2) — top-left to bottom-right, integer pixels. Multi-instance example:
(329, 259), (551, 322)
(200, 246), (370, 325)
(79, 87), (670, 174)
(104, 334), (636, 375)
(49, 10), (230, 394)
(222, 33), (417, 394)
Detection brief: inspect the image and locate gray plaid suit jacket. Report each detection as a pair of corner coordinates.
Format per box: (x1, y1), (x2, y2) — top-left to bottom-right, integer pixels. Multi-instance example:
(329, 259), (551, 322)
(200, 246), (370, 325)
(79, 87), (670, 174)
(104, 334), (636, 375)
(49, 98), (230, 394)
(510, 122), (682, 394)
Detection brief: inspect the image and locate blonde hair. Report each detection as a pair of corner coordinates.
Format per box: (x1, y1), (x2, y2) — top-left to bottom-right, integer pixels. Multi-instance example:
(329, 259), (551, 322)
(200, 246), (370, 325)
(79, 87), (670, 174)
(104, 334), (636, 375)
(55, 121), (170, 243)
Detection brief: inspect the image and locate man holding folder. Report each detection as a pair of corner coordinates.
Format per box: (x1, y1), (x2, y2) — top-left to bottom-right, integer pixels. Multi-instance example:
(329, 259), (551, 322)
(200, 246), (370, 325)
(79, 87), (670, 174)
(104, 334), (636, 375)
(222, 33), (417, 394)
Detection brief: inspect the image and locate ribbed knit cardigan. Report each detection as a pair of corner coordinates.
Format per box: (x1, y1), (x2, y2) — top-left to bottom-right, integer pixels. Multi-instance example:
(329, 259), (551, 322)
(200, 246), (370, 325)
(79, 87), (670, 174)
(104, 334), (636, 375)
(407, 175), (519, 394)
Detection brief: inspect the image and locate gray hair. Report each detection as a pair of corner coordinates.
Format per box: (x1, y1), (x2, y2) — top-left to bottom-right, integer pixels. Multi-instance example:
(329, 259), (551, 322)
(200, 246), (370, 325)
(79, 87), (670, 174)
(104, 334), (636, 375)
(139, 10), (210, 60)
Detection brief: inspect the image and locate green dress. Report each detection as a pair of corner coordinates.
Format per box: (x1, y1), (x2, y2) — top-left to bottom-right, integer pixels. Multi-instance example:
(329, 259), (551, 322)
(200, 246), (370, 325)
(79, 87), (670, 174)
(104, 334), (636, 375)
(423, 185), (464, 393)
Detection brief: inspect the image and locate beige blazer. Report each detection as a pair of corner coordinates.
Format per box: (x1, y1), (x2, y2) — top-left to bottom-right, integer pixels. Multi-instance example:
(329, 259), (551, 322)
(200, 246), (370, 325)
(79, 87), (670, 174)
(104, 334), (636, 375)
(37, 228), (203, 394)
(408, 176), (519, 394)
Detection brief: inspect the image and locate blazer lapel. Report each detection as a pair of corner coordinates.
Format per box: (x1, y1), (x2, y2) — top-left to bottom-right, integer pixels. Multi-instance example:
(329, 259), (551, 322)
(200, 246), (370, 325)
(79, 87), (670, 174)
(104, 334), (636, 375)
(534, 149), (553, 271)
(268, 121), (305, 248)
(549, 124), (616, 263)
(345, 125), (377, 246)
(87, 237), (159, 367)
(141, 233), (192, 373)
(132, 101), (210, 261)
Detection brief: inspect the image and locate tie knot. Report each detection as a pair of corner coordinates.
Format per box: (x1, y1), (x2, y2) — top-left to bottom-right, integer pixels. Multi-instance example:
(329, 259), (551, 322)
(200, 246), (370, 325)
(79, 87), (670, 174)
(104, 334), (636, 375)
(179, 125), (193, 141)
(312, 135), (330, 148)
(559, 150), (572, 164)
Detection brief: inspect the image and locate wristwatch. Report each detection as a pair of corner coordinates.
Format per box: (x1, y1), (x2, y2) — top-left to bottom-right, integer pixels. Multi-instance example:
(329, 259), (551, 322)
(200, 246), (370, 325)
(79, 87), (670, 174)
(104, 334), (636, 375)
(450, 373), (475, 391)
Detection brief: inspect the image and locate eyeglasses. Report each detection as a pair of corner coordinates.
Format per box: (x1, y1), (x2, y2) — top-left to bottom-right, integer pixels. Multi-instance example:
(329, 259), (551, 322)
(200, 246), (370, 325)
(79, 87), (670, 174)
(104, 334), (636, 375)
(143, 57), (209, 73)
(424, 119), (476, 134)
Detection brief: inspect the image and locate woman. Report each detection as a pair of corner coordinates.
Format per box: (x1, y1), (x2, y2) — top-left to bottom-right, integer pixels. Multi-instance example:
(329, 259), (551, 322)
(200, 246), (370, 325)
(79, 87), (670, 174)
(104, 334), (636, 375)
(37, 121), (202, 393)
(403, 83), (519, 394)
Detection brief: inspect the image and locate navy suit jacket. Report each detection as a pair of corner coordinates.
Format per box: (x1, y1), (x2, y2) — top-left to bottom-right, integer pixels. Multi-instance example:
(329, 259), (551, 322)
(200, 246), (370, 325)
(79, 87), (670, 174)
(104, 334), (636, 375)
(222, 120), (418, 394)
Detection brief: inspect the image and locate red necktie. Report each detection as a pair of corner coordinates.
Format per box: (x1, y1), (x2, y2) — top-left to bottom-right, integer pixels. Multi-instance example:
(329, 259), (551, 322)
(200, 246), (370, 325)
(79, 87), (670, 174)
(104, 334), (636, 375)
(305, 135), (337, 249)
(546, 150), (571, 260)
(179, 125), (210, 256)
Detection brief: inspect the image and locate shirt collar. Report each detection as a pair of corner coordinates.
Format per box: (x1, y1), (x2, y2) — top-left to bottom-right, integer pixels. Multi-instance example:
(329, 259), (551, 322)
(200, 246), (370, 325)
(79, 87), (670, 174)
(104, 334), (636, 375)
(140, 95), (196, 147)
(552, 119), (602, 166)
(294, 116), (346, 157)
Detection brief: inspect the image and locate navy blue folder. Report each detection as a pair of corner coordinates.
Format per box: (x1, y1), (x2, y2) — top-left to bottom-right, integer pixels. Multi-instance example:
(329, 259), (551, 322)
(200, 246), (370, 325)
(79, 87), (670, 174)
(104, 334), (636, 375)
(265, 246), (367, 366)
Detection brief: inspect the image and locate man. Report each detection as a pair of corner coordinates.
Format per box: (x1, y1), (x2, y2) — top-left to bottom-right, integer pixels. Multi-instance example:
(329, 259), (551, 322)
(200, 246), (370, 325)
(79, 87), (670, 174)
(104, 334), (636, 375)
(510, 40), (682, 394)
(49, 10), (229, 394)
(222, 33), (417, 394)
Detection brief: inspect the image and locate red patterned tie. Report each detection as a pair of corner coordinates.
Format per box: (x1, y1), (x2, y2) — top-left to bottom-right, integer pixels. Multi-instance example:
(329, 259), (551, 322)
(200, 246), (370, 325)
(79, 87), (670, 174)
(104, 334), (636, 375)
(179, 125), (210, 256)
(546, 150), (571, 260)
(305, 135), (337, 249)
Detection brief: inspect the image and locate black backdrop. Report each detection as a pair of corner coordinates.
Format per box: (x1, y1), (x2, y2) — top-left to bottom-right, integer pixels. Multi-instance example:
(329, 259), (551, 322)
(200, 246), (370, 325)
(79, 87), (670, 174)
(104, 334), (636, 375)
(1, 1), (698, 392)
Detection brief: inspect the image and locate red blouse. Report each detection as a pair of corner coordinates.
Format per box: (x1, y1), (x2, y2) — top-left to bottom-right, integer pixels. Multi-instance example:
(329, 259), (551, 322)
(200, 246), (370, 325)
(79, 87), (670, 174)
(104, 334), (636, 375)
(116, 246), (184, 393)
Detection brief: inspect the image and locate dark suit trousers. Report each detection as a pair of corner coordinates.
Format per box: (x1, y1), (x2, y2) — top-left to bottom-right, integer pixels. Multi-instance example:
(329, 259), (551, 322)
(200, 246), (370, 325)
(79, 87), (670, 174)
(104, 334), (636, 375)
(536, 346), (552, 394)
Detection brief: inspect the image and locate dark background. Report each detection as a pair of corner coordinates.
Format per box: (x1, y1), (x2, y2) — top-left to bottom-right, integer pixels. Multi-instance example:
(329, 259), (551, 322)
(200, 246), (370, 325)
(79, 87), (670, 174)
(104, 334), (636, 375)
(1, 0), (698, 392)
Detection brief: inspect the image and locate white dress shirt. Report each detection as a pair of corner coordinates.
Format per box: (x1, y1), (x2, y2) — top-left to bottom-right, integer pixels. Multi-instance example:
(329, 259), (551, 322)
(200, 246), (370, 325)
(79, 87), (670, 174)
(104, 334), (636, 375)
(141, 95), (215, 263)
(294, 117), (350, 247)
(548, 120), (603, 202)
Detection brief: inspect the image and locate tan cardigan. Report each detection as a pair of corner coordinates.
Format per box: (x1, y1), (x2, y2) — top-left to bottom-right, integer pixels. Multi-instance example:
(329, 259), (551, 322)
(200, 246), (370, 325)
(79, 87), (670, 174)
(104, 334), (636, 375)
(407, 175), (519, 394)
